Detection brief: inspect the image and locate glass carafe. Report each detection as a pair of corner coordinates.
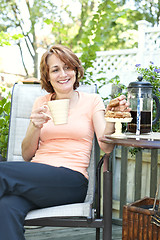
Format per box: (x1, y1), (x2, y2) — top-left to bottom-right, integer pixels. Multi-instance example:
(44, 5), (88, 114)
(127, 76), (160, 134)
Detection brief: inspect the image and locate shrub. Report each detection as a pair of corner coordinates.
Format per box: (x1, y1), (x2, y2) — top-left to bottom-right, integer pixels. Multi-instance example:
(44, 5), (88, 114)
(135, 62), (160, 132)
(0, 87), (11, 160)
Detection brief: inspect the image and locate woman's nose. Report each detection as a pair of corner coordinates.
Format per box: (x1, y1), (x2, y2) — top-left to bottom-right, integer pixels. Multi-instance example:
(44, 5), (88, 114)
(60, 69), (67, 77)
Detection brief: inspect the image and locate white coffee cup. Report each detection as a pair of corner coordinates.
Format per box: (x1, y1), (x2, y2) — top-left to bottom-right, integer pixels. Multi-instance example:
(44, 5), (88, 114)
(47, 99), (69, 125)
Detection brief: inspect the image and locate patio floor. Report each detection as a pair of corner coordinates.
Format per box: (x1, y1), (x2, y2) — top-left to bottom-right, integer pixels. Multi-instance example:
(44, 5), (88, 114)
(25, 224), (122, 240)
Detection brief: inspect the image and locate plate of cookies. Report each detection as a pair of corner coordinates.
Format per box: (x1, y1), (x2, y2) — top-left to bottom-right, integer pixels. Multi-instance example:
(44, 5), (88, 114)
(105, 98), (132, 137)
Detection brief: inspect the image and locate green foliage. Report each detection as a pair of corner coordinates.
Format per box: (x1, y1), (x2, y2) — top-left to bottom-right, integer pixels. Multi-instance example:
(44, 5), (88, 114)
(0, 31), (11, 46)
(0, 0), (147, 77)
(79, 1), (119, 96)
(45, 17), (73, 46)
(135, 62), (160, 97)
(30, 0), (57, 25)
(12, 33), (24, 41)
(0, 87), (11, 159)
(0, 31), (23, 46)
(0, 0), (58, 77)
(133, 0), (160, 26)
(107, 75), (127, 98)
(129, 147), (141, 157)
(135, 62), (160, 132)
(118, 0), (160, 26)
(79, 0), (141, 99)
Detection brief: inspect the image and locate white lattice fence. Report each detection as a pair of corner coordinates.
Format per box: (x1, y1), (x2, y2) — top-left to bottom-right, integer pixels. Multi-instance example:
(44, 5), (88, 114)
(90, 49), (138, 97)
(145, 28), (160, 52)
(93, 49), (137, 79)
(137, 20), (160, 68)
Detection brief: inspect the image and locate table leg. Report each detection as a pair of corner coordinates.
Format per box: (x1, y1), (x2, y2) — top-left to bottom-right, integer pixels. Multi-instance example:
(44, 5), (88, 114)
(103, 170), (112, 240)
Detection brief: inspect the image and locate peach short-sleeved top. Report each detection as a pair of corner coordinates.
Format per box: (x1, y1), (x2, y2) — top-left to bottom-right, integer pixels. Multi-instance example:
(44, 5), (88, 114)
(31, 91), (105, 179)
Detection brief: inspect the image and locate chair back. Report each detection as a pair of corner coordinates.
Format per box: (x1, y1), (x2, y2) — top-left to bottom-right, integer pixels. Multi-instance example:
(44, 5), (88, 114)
(7, 83), (99, 204)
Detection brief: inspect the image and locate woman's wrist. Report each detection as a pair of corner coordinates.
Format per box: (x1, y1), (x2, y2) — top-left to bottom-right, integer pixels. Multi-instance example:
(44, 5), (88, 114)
(30, 120), (42, 129)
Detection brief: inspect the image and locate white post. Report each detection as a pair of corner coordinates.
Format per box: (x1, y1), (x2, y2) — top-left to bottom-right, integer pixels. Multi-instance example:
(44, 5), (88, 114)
(136, 20), (150, 66)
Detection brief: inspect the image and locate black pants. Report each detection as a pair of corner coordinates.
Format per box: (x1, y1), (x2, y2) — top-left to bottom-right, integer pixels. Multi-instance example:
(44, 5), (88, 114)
(0, 161), (88, 240)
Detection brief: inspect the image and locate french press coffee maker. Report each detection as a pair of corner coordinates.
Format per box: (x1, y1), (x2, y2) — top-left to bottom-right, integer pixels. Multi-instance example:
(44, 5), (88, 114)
(127, 76), (160, 134)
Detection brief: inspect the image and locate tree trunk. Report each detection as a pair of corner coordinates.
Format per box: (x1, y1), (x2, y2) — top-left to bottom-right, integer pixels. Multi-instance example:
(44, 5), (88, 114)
(17, 42), (29, 76)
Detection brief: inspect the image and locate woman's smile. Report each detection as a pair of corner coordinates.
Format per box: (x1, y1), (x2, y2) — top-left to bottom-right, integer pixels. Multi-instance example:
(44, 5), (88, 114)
(58, 78), (70, 84)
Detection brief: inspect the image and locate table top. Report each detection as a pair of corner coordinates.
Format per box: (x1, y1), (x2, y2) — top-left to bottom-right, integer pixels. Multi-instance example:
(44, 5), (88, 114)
(99, 132), (160, 149)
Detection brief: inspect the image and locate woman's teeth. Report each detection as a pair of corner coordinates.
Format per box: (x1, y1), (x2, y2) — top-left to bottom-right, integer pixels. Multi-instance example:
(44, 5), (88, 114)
(58, 79), (69, 83)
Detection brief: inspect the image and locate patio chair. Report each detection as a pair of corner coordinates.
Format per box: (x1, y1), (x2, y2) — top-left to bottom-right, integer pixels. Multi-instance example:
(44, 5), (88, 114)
(7, 83), (112, 240)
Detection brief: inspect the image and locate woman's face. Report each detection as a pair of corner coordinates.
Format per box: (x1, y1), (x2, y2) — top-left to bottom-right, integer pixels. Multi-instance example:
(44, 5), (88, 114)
(47, 54), (76, 95)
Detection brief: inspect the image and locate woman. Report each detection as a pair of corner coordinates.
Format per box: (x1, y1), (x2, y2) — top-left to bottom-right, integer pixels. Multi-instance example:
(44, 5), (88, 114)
(0, 45), (129, 239)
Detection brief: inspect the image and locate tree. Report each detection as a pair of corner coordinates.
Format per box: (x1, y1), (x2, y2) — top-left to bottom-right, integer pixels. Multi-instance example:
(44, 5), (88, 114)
(44, 0), (97, 52)
(79, 1), (141, 85)
(0, 0), (58, 77)
(69, 0), (96, 50)
(0, 31), (23, 46)
(0, 0), (98, 77)
(121, 0), (160, 26)
(134, 0), (160, 25)
(1, 0), (158, 79)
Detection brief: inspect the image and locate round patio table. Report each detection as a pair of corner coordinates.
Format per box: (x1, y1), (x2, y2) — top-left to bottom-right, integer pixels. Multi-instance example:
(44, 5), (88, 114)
(99, 132), (160, 149)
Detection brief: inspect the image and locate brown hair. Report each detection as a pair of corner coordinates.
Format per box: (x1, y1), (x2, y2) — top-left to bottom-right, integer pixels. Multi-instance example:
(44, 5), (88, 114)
(40, 45), (84, 93)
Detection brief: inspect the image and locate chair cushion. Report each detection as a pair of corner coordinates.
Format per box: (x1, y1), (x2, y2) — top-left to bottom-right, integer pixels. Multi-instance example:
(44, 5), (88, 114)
(25, 202), (92, 220)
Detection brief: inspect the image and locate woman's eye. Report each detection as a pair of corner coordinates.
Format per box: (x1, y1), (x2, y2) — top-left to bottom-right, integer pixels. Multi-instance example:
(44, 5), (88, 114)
(64, 66), (70, 70)
(52, 69), (58, 72)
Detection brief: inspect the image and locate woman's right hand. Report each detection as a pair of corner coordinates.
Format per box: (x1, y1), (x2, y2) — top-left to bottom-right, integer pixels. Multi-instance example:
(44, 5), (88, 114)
(22, 104), (51, 161)
(30, 105), (51, 129)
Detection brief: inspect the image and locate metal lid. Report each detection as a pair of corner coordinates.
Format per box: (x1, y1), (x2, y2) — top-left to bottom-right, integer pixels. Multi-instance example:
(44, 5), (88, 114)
(128, 76), (153, 88)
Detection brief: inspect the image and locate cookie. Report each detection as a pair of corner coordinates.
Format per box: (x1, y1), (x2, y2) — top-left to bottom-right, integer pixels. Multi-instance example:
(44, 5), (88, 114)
(108, 98), (119, 108)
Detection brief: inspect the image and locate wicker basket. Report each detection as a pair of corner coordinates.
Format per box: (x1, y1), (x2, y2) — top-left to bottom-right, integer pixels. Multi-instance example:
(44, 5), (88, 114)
(122, 197), (160, 240)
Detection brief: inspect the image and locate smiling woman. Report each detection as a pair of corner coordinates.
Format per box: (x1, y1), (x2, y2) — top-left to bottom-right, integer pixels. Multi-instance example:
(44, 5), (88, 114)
(0, 44), (130, 239)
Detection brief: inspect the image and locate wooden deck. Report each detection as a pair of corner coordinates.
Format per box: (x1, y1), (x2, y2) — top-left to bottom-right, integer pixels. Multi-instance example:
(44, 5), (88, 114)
(25, 224), (122, 240)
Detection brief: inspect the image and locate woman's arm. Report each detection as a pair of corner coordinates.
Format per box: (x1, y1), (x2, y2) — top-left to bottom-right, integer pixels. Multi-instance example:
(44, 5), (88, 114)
(93, 110), (115, 153)
(21, 105), (50, 161)
(21, 122), (41, 161)
(93, 95), (130, 154)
